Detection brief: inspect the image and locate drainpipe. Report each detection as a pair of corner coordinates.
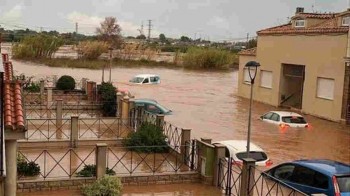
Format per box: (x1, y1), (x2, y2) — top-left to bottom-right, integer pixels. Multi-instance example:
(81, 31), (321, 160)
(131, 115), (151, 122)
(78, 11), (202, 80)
(347, 23), (350, 65)
(0, 65), (3, 177)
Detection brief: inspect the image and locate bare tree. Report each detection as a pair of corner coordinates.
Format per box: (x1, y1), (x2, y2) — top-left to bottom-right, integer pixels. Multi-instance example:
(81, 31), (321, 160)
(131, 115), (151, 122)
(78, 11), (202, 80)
(96, 17), (122, 48)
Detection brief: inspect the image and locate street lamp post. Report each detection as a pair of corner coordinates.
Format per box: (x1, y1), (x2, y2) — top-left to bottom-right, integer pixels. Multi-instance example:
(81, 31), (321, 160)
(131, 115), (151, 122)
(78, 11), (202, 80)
(245, 61), (260, 158)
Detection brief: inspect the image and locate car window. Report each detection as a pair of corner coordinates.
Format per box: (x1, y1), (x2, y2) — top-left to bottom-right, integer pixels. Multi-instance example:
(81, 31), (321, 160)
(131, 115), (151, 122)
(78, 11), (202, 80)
(282, 116), (307, 124)
(235, 151), (267, 162)
(337, 176), (350, 193)
(313, 172), (329, 189)
(225, 147), (230, 157)
(263, 112), (273, 119)
(130, 77), (144, 83)
(146, 104), (161, 114)
(290, 166), (315, 187)
(270, 113), (280, 121)
(143, 78), (149, 84)
(273, 164), (295, 180)
(150, 77), (159, 83)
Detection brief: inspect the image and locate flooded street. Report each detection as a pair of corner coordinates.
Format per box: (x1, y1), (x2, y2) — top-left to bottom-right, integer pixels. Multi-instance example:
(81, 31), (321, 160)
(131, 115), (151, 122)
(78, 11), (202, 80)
(13, 60), (350, 165)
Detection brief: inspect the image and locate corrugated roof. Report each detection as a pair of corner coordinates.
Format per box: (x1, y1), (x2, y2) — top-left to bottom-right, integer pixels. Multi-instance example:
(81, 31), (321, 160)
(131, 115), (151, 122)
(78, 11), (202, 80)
(2, 54), (25, 131)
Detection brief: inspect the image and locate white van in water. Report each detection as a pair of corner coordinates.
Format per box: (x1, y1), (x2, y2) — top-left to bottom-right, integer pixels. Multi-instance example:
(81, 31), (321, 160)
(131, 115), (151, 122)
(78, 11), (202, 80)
(129, 74), (160, 84)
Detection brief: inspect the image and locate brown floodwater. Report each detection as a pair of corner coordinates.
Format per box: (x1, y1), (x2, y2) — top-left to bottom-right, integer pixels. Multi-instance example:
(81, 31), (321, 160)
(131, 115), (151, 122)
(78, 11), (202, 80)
(12, 59), (350, 195)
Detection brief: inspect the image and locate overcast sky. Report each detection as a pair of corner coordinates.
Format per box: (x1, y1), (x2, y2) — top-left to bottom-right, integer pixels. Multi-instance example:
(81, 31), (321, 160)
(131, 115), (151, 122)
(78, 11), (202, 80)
(0, 0), (348, 41)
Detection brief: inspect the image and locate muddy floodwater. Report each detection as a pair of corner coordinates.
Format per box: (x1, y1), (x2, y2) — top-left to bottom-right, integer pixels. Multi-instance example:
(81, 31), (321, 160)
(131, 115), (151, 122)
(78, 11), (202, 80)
(13, 60), (350, 165)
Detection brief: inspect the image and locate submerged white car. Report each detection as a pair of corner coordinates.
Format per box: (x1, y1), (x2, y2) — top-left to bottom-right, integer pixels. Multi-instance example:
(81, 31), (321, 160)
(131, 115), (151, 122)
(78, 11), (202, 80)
(213, 140), (273, 167)
(129, 74), (160, 84)
(260, 111), (309, 128)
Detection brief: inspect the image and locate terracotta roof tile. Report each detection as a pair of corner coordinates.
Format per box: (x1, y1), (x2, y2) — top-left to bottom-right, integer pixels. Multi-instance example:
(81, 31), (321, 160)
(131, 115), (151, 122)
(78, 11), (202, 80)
(2, 53), (25, 131)
(258, 19), (348, 35)
(293, 13), (337, 19)
(238, 47), (257, 56)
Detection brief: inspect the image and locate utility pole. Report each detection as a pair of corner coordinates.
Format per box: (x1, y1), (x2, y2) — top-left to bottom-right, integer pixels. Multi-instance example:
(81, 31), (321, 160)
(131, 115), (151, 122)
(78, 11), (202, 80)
(141, 21), (144, 35)
(75, 22), (78, 34)
(246, 33), (249, 49)
(147, 20), (152, 41)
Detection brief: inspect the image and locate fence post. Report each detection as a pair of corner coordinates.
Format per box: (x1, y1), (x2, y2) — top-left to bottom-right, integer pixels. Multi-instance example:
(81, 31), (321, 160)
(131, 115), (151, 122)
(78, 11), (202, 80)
(81, 78), (87, 91)
(213, 143), (226, 186)
(121, 96), (129, 120)
(201, 138), (212, 144)
(56, 99), (63, 139)
(156, 114), (165, 128)
(116, 92), (123, 117)
(181, 129), (191, 159)
(47, 87), (53, 118)
(128, 99), (135, 125)
(96, 143), (107, 179)
(71, 116), (79, 148)
(240, 158), (256, 196)
(40, 79), (45, 104)
(52, 75), (58, 87)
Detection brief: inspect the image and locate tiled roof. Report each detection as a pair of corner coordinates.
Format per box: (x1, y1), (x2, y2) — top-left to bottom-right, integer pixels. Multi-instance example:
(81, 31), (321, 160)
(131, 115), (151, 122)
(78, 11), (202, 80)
(1, 54), (25, 131)
(293, 12), (337, 19)
(258, 18), (348, 35)
(238, 47), (257, 56)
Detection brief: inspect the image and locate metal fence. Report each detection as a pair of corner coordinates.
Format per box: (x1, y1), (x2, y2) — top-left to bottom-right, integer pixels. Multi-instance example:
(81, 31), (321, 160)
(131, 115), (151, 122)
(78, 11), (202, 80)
(162, 121), (182, 151)
(25, 119), (71, 141)
(218, 157), (243, 196)
(107, 145), (197, 175)
(248, 166), (308, 196)
(18, 147), (96, 180)
(78, 118), (131, 139)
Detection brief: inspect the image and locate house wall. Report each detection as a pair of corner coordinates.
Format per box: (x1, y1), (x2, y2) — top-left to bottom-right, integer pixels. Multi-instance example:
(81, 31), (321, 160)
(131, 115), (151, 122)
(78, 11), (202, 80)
(238, 34), (348, 121)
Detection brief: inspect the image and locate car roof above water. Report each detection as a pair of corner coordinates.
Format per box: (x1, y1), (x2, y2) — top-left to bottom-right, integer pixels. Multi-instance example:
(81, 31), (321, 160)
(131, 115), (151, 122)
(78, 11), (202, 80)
(270, 111), (303, 117)
(134, 74), (159, 78)
(214, 140), (264, 152)
(293, 159), (350, 177)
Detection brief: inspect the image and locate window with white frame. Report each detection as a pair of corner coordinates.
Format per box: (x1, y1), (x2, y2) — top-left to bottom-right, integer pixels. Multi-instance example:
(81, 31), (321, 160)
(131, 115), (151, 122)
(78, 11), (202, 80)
(316, 77), (335, 100)
(260, 70), (273, 89)
(342, 16), (350, 26)
(295, 19), (305, 27)
(243, 68), (255, 84)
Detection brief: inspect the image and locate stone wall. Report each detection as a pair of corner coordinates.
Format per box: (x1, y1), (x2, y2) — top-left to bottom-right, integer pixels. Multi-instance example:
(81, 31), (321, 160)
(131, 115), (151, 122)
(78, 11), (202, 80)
(17, 172), (200, 192)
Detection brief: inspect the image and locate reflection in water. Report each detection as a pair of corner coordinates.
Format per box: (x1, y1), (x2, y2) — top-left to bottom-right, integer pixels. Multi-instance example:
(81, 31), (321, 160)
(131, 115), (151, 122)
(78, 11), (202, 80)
(13, 60), (350, 165)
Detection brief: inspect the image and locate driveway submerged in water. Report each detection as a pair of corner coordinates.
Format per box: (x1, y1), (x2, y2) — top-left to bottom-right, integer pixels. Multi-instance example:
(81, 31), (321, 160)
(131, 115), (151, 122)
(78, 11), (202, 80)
(13, 60), (350, 165)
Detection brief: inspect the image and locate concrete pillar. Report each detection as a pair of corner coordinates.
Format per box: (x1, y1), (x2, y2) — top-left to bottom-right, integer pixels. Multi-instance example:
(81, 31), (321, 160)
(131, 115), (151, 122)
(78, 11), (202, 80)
(95, 143), (107, 179)
(156, 114), (165, 128)
(180, 129), (191, 157)
(4, 140), (17, 196)
(116, 92), (123, 117)
(128, 100), (135, 126)
(240, 158), (256, 196)
(46, 87), (53, 118)
(56, 99), (63, 139)
(71, 116), (79, 148)
(81, 78), (87, 92)
(213, 143), (226, 186)
(121, 96), (129, 120)
(52, 75), (58, 87)
(201, 138), (212, 144)
(40, 80), (45, 104)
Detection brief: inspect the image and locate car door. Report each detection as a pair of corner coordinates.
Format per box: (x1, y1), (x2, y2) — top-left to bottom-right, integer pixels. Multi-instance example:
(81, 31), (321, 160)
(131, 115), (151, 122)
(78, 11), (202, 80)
(269, 113), (280, 125)
(287, 165), (330, 195)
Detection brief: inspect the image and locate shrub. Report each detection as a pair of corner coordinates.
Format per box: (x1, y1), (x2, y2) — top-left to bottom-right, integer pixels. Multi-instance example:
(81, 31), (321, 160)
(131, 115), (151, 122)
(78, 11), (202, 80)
(17, 154), (40, 177)
(77, 41), (109, 60)
(98, 82), (117, 117)
(76, 164), (116, 177)
(123, 122), (169, 153)
(182, 47), (235, 69)
(81, 175), (122, 196)
(56, 75), (76, 90)
(12, 34), (63, 59)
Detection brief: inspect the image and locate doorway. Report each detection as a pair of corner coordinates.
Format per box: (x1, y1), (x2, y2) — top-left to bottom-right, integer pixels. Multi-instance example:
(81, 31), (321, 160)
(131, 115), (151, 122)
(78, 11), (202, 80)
(279, 64), (305, 109)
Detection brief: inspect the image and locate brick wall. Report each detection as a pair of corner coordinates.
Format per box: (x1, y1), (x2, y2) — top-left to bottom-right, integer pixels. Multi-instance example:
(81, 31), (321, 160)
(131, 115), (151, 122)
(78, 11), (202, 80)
(17, 172), (200, 192)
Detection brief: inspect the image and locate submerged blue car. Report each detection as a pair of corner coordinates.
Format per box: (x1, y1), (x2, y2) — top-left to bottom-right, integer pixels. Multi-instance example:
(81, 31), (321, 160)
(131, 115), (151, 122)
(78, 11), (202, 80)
(265, 159), (350, 196)
(134, 99), (172, 115)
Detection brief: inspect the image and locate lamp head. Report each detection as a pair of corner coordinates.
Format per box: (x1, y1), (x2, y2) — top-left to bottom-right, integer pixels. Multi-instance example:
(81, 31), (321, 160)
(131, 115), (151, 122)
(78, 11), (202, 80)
(245, 61), (260, 68)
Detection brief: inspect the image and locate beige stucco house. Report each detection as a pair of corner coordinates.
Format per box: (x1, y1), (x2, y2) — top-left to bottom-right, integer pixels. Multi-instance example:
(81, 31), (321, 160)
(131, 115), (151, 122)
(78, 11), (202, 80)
(238, 7), (350, 124)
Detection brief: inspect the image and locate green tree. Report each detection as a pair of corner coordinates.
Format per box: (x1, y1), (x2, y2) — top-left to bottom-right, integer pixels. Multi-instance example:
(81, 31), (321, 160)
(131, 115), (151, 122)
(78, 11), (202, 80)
(159, 33), (166, 43)
(96, 17), (122, 48)
(180, 36), (191, 42)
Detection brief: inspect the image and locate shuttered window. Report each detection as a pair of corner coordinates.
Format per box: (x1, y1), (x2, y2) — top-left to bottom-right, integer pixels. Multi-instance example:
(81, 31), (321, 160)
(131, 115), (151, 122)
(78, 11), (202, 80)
(316, 77), (334, 100)
(260, 70), (272, 89)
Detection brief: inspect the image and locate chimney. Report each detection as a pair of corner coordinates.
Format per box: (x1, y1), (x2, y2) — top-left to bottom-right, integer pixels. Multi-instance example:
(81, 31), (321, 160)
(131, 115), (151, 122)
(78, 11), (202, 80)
(296, 7), (304, 14)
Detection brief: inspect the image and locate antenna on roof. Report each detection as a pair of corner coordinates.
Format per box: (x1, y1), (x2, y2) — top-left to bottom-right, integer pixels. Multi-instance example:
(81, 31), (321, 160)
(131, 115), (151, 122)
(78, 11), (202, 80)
(311, 4), (315, 13)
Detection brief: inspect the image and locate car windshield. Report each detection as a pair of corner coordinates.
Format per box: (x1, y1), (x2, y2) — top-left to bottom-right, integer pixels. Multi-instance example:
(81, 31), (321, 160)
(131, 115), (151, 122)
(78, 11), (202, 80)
(156, 103), (171, 113)
(130, 77), (144, 83)
(337, 176), (350, 193)
(236, 151), (268, 162)
(282, 116), (306, 124)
